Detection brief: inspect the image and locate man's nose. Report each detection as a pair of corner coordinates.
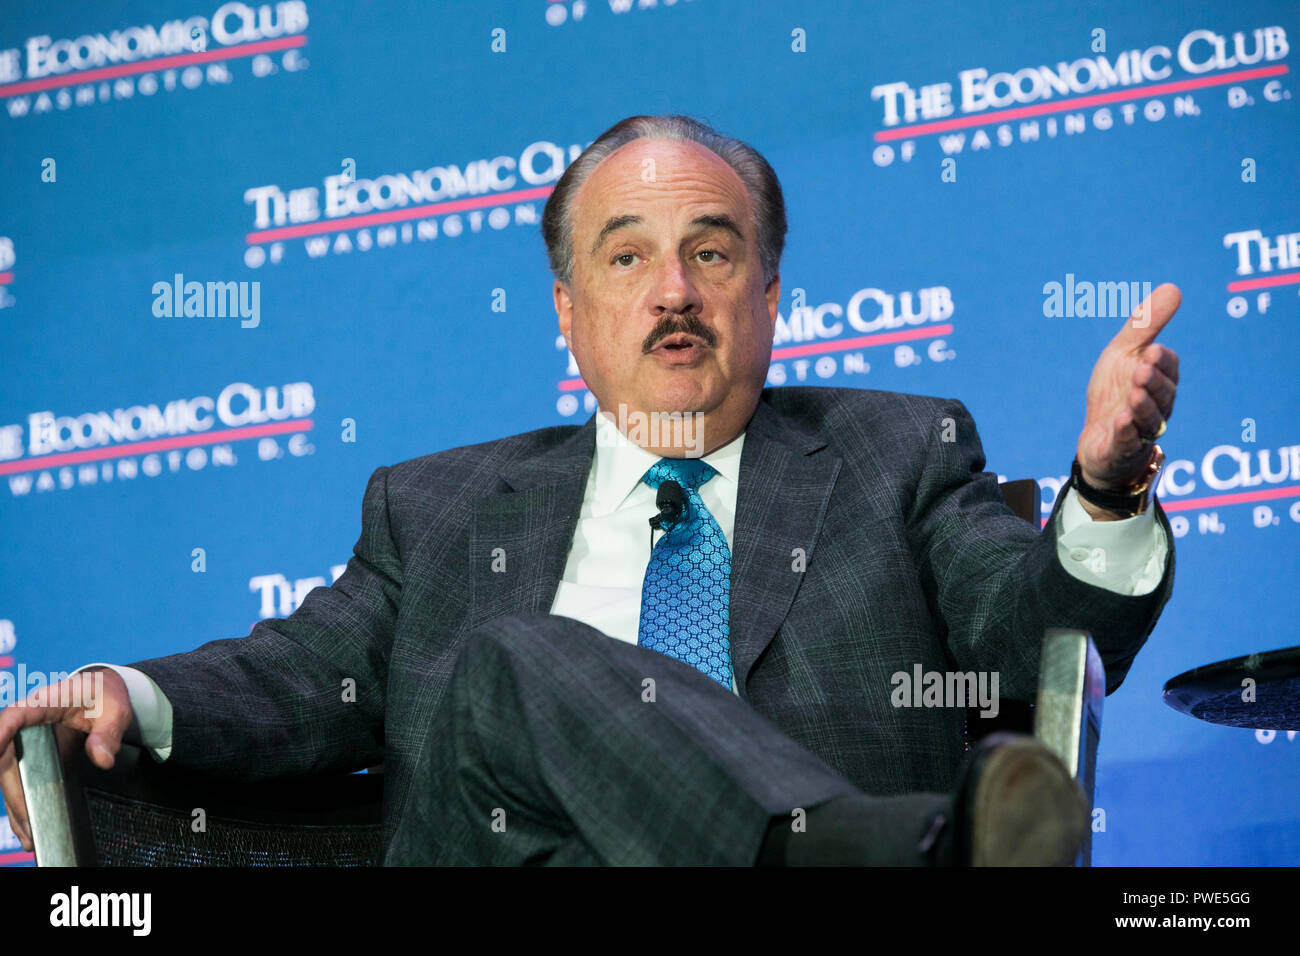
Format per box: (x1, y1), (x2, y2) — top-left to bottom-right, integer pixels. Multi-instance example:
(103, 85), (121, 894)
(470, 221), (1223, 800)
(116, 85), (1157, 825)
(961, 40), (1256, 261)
(650, 254), (703, 316)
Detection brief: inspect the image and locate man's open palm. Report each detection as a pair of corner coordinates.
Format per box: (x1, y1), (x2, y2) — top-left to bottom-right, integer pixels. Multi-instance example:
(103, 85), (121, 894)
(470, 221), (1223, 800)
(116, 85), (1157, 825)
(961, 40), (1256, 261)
(1076, 282), (1182, 489)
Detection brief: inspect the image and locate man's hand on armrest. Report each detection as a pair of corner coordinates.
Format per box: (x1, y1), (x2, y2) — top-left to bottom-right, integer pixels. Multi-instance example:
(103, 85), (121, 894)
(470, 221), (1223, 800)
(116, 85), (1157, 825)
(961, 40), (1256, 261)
(0, 668), (134, 854)
(72, 663), (174, 760)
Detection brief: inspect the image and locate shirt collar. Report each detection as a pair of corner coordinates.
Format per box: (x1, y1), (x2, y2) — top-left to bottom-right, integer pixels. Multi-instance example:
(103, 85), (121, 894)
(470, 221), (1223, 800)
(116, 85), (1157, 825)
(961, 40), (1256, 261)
(592, 408), (745, 513)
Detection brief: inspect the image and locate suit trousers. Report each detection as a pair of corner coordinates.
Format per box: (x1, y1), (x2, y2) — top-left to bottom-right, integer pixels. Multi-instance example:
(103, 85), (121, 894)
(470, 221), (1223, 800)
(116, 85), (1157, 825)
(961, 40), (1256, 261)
(386, 613), (953, 865)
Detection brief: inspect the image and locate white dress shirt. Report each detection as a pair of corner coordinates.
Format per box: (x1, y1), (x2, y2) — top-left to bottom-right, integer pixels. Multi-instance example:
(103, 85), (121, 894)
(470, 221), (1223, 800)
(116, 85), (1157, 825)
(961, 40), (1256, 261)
(80, 408), (1168, 760)
(549, 409), (746, 692)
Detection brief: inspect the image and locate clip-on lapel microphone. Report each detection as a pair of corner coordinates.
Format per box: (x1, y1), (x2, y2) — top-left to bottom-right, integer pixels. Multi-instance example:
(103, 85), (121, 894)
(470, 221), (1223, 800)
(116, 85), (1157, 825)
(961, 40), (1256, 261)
(648, 479), (686, 551)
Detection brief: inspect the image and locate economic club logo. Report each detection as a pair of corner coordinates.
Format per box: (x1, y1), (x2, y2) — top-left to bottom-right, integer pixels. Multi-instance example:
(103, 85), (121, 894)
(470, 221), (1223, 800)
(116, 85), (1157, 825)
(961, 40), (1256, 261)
(869, 25), (1290, 166)
(239, 137), (592, 268)
(0, 380), (317, 498)
(0, 2), (311, 120)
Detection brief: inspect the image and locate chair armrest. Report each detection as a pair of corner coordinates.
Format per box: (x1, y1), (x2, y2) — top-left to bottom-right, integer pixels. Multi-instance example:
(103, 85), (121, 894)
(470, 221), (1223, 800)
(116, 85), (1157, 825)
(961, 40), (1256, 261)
(1033, 628), (1104, 865)
(16, 724), (85, 866)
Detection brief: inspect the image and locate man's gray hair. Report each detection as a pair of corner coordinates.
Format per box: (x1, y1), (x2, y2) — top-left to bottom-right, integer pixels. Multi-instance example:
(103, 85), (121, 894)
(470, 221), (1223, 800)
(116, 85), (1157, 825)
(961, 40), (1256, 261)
(541, 114), (787, 288)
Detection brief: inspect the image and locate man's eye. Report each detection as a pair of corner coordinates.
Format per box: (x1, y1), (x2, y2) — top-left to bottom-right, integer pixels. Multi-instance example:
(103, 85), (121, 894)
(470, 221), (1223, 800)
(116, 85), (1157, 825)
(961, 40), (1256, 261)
(697, 249), (725, 263)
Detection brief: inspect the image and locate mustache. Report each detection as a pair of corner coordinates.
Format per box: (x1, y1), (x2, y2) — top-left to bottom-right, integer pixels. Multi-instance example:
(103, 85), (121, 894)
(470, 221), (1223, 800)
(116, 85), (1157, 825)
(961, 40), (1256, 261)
(642, 313), (718, 353)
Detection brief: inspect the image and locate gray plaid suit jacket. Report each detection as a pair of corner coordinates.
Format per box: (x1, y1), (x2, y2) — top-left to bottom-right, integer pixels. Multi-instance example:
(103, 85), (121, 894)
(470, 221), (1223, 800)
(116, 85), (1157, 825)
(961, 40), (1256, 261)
(131, 385), (1175, 854)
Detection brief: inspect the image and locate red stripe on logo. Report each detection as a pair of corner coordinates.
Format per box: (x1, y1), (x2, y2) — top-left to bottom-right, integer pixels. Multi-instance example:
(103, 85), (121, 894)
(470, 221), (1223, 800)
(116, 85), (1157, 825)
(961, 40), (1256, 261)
(0, 36), (308, 98)
(0, 418), (314, 476)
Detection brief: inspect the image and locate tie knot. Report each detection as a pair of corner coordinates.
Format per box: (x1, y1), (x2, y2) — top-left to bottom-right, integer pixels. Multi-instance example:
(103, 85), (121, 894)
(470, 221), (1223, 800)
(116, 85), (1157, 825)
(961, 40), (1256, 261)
(641, 456), (717, 492)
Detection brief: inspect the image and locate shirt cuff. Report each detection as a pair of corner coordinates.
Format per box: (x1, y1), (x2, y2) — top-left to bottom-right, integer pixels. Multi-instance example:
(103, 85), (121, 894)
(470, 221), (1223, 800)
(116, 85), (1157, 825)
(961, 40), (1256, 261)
(1054, 485), (1169, 596)
(71, 663), (174, 761)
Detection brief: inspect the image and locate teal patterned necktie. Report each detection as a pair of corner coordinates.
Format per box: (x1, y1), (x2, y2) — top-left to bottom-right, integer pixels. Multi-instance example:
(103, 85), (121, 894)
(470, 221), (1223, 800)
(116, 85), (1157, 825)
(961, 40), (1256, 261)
(636, 457), (733, 688)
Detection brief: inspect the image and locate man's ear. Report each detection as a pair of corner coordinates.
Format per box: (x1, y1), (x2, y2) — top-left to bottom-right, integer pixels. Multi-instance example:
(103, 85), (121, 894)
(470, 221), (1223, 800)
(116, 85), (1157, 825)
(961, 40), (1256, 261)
(765, 272), (781, 329)
(554, 279), (574, 351)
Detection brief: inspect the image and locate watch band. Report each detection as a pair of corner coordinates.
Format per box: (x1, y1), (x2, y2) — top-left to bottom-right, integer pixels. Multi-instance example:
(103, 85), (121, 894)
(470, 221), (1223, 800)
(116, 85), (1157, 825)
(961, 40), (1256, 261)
(1070, 457), (1154, 517)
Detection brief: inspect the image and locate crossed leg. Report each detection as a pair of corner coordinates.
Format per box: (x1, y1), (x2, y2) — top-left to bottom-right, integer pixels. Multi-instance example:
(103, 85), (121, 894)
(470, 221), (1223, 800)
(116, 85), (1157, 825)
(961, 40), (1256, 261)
(387, 613), (951, 866)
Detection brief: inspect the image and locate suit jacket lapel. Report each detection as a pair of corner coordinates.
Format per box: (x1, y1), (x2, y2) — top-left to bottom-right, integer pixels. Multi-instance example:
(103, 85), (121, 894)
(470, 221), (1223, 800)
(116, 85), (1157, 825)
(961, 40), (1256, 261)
(729, 399), (842, 697)
(465, 417), (595, 632)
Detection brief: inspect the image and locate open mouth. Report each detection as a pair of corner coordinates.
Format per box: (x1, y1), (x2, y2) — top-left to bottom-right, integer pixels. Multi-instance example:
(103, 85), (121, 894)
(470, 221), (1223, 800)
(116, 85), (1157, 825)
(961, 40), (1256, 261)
(652, 333), (708, 352)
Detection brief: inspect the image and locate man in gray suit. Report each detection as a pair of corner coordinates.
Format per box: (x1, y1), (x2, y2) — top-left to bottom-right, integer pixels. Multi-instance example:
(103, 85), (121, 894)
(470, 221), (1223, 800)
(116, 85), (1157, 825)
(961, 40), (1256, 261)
(1, 115), (1179, 866)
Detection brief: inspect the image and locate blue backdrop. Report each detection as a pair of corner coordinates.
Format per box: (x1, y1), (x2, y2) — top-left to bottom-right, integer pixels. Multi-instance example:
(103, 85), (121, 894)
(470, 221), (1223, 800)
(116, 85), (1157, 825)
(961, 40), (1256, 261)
(2, 0), (1297, 866)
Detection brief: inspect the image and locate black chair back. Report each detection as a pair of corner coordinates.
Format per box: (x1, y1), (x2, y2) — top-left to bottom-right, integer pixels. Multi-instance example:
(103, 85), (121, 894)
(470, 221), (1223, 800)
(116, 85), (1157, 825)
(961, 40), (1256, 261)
(18, 723), (383, 866)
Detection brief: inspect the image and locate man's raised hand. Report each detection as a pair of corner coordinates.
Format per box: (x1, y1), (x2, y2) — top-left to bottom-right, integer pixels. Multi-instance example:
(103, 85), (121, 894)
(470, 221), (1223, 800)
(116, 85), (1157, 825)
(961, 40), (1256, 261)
(1076, 282), (1182, 490)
